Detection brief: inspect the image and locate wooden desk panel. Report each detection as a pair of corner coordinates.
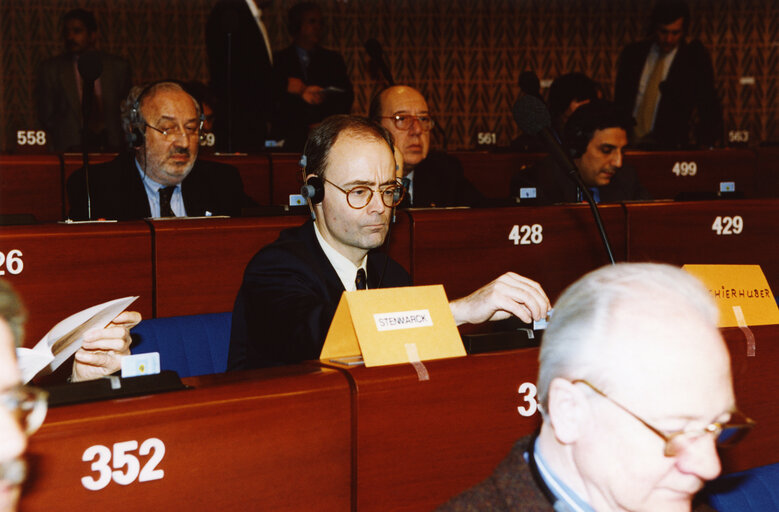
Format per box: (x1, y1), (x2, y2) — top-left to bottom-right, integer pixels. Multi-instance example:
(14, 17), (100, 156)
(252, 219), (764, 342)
(329, 348), (542, 511)
(452, 151), (545, 199)
(626, 149), (757, 199)
(200, 154), (272, 206)
(269, 153), (303, 206)
(755, 146), (779, 198)
(409, 205), (627, 302)
(721, 325), (779, 473)
(625, 199), (779, 291)
(151, 216), (307, 317)
(22, 366), (352, 511)
(0, 154), (63, 222)
(0, 222), (153, 346)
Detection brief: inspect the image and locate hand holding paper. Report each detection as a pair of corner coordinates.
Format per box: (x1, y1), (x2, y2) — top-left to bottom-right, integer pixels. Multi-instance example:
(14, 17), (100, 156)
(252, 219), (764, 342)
(72, 310), (141, 382)
(16, 296), (138, 384)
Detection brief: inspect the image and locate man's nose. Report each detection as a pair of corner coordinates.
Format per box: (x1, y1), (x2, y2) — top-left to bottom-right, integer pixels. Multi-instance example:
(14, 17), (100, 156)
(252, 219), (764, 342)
(610, 150), (623, 168)
(407, 117), (423, 135)
(677, 435), (722, 482)
(366, 189), (387, 214)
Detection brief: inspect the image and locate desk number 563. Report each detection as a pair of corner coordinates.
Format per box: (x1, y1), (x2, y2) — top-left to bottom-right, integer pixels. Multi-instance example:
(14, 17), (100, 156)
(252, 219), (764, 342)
(81, 438), (165, 491)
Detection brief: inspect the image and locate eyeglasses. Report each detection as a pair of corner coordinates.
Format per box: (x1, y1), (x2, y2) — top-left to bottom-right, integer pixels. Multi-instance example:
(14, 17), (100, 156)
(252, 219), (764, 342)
(145, 122), (202, 140)
(0, 385), (48, 435)
(380, 114), (435, 132)
(573, 379), (755, 457)
(323, 178), (405, 209)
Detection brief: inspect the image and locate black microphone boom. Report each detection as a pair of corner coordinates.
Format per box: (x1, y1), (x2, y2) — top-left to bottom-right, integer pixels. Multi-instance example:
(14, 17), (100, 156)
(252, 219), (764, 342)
(77, 51), (103, 220)
(513, 95), (616, 265)
(364, 39), (394, 85)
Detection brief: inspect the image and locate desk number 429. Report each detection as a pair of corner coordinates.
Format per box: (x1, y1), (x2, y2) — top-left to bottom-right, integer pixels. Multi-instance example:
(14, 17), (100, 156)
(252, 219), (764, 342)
(81, 438), (165, 491)
(509, 224), (543, 245)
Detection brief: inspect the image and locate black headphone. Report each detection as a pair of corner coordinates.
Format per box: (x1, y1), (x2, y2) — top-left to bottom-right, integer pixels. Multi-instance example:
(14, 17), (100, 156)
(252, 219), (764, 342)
(565, 122), (591, 159)
(129, 80), (206, 148)
(299, 154), (325, 205)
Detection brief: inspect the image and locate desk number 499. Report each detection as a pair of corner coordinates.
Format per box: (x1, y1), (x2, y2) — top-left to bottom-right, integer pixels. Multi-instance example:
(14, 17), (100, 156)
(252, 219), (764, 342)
(509, 224), (543, 245)
(81, 438), (165, 491)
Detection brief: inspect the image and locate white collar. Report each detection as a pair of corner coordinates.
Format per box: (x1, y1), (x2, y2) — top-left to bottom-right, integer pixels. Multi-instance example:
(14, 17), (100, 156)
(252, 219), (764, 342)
(313, 222), (368, 292)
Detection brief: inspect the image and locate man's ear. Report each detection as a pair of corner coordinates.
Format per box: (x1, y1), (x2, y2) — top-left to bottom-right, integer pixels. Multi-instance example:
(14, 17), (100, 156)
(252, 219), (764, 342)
(546, 378), (590, 445)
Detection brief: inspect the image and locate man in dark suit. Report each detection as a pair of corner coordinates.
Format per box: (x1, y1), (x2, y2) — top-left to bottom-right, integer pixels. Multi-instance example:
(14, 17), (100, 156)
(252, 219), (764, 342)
(229, 115), (550, 369)
(614, 0), (722, 149)
(439, 263), (753, 511)
(67, 81), (250, 220)
(370, 85), (483, 208)
(35, 8), (132, 152)
(273, 2), (354, 151)
(206, 0), (275, 153)
(511, 100), (650, 205)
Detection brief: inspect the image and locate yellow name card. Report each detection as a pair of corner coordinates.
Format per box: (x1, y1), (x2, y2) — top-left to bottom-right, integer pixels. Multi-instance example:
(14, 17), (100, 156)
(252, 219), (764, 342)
(683, 264), (779, 327)
(320, 285), (466, 367)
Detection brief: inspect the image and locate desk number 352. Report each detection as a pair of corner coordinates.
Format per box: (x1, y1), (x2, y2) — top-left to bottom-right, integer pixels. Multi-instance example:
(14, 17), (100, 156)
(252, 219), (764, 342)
(81, 438), (165, 491)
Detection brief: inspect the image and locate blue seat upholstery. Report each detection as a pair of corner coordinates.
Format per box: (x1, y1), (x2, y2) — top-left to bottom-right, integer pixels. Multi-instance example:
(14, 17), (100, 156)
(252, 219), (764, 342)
(704, 462), (779, 511)
(130, 312), (232, 378)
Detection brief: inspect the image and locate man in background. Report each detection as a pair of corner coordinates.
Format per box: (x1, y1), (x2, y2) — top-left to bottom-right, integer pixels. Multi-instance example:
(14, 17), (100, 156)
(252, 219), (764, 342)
(512, 100), (650, 204)
(370, 85), (483, 208)
(614, 0), (722, 148)
(35, 8), (132, 152)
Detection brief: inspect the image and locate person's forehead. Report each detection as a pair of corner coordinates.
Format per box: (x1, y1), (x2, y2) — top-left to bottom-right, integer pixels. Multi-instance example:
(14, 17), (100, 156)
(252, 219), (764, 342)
(659, 17), (684, 32)
(144, 90), (198, 121)
(383, 87), (429, 115)
(590, 127), (627, 148)
(326, 132), (394, 180)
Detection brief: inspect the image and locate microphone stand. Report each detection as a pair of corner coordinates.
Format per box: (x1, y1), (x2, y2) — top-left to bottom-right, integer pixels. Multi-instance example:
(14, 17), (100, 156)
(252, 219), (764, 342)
(81, 77), (95, 220)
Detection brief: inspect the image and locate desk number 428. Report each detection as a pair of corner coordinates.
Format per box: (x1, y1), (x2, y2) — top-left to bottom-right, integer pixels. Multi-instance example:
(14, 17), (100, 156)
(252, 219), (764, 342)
(509, 224), (543, 245)
(81, 438), (165, 491)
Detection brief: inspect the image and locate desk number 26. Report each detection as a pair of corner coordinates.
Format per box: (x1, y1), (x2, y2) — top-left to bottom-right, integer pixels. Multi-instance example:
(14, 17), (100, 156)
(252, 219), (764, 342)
(81, 438), (165, 491)
(509, 224), (543, 245)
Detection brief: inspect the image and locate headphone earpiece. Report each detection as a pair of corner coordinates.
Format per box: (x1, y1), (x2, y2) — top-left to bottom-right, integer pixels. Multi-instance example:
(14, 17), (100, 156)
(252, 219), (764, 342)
(300, 175), (325, 204)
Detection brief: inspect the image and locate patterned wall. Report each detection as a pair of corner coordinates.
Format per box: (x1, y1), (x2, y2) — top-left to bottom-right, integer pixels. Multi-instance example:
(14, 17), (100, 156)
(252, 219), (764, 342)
(1, 0), (776, 152)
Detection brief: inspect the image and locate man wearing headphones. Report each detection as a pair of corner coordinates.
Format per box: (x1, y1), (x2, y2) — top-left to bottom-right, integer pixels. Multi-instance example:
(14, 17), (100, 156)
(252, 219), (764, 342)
(228, 115), (550, 369)
(511, 100), (650, 205)
(67, 81), (249, 221)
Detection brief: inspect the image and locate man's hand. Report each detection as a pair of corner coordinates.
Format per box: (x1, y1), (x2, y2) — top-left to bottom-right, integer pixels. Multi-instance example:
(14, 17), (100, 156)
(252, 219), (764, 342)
(287, 77), (307, 95)
(449, 272), (551, 326)
(71, 311), (142, 382)
(302, 85), (325, 105)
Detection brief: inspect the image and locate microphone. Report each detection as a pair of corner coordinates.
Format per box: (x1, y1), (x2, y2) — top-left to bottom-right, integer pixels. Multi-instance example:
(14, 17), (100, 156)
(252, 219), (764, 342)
(364, 39), (394, 85)
(77, 51), (103, 220)
(513, 95), (616, 265)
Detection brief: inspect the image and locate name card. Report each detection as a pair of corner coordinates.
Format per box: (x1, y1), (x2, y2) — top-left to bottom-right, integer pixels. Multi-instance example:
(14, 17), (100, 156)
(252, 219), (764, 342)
(683, 264), (779, 327)
(320, 285), (465, 367)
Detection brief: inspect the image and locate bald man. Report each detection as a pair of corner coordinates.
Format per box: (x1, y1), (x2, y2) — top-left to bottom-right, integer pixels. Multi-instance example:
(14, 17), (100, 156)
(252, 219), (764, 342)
(369, 85), (483, 208)
(439, 263), (752, 511)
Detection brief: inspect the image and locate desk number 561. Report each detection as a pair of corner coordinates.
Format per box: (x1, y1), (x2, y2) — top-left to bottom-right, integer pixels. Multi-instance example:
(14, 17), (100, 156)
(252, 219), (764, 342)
(81, 438), (165, 491)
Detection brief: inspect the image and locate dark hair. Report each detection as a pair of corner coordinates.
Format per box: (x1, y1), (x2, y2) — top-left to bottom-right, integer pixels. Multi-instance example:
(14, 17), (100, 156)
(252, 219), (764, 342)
(549, 73), (599, 122)
(288, 2), (320, 37)
(518, 71), (541, 98)
(649, 0), (690, 34)
(368, 87), (391, 122)
(563, 100), (631, 158)
(62, 8), (98, 33)
(303, 115), (394, 178)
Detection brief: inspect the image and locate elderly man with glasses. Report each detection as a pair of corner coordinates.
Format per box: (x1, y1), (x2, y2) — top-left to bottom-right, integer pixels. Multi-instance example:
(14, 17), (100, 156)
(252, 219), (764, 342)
(228, 115), (550, 369)
(369, 85), (483, 208)
(439, 263), (753, 512)
(67, 81), (251, 221)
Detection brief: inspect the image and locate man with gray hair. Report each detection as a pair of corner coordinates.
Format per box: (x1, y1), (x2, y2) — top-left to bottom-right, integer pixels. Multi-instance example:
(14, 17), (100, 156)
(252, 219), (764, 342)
(67, 81), (250, 221)
(439, 263), (753, 511)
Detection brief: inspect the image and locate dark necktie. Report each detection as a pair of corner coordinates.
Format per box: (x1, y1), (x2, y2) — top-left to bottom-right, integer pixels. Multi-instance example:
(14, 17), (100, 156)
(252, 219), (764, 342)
(355, 268), (367, 290)
(159, 186), (176, 217)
